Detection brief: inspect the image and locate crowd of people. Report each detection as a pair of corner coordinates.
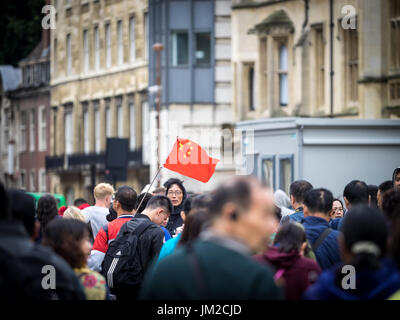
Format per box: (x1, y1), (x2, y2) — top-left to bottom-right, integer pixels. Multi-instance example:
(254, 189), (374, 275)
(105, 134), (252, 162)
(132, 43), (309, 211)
(1, 167), (400, 300)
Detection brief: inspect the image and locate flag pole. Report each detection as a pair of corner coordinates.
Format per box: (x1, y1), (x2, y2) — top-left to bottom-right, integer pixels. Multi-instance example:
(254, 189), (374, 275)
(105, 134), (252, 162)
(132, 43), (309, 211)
(136, 165), (163, 212)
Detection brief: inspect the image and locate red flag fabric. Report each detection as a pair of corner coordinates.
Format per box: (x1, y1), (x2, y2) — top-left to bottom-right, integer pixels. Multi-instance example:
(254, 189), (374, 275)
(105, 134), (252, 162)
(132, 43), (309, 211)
(163, 138), (219, 183)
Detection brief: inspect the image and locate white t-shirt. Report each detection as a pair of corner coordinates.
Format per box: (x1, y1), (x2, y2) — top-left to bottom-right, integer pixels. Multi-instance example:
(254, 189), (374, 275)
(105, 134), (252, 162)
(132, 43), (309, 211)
(82, 206), (109, 240)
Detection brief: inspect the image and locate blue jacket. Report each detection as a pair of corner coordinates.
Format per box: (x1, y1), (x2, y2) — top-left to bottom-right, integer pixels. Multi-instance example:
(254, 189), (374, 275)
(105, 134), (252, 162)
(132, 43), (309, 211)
(281, 208), (304, 224)
(304, 258), (400, 300)
(329, 217), (342, 230)
(303, 216), (341, 270)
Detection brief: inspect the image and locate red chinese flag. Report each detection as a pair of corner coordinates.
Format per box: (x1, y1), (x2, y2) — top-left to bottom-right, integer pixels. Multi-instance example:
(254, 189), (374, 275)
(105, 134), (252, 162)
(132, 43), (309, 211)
(163, 138), (219, 183)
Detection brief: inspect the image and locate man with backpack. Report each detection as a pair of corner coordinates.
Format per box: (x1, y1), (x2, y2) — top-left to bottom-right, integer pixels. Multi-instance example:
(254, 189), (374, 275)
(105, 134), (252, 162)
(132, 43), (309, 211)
(88, 186), (137, 272)
(101, 195), (173, 300)
(302, 188), (341, 270)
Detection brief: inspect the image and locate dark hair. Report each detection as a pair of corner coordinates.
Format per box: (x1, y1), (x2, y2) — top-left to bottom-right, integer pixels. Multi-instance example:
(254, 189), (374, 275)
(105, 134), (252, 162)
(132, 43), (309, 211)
(181, 194), (197, 216)
(146, 195), (173, 215)
(7, 190), (36, 236)
(381, 189), (400, 268)
(178, 209), (212, 246)
(136, 192), (153, 213)
(42, 218), (90, 269)
(191, 192), (213, 212)
(333, 198), (344, 208)
(73, 198), (88, 207)
(289, 180), (313, 204)
(274, 221), (306, 253)
(274, 205), (282, 221)
(368, 185), (378, 207)
(106, 202), (117, 222)
(343, 180), (369, 206)
(37, 194), (59, 232)
(208, 177), (253, 217)
(382, 188), (400, 223)
(164, 178), (187, 206)
(114, 186), (137, 212)
(341, 205), (388, 271)
(0, 182), (10, 220)
(379, 180), (393, 194)
(304, 188), (334, 215)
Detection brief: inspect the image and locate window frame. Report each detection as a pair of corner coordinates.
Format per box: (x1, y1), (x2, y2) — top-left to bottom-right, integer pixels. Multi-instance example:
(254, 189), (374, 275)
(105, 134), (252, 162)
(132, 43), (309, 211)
(259, 154), (276, 190)
(278, 154), (294, 195)
(38, 105), (47, 151)
(170, 30), (189, 67)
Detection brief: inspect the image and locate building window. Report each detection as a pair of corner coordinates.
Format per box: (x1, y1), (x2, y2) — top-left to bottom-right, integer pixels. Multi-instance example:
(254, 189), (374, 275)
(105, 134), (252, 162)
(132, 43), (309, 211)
(38, 106), (47, 151)
(94, 26), (100, 70)
(279, 155), (293, 196)
(261, 156), (275, 189)
(83, 104), (89, 154)
(66, 34), (72, 75)
(64, 111), (73, 155)
(39, 168), (46, 192)
(390, 0), (400, 70)
(117, 97), (123, 137)
(195, 33), (211, 65)
(129, 99), (136, 150)
(249, 65), (255, 111)
(117, 20), (124, 65)
(278, 42), (288, 107)
(30, 169), (36, 192)
(105, 99), (111, 137)
(129, 16), (136, 63)
(314, 24), (325, 109)
(30, 109), (36, 152)
(105, 23), (111, 68)
(343, 27), (358, 105)
(142, 100), (150, 164)
(20, 111), (26, 152)
(20, 170), (26, 190)
(94, 102), (100, 153)
(171, 31), (188, 66)
(83, 29), (89, 72)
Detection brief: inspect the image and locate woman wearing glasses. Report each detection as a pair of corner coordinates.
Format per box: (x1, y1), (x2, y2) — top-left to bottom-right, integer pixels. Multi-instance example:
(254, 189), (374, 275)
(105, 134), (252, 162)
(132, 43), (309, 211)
(329, 198), (345, 230)
(164, 178), (187, 236)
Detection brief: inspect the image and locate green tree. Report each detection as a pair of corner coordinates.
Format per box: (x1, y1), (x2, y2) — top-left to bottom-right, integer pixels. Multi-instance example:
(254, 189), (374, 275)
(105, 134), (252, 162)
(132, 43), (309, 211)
(0, 0), (45, 67)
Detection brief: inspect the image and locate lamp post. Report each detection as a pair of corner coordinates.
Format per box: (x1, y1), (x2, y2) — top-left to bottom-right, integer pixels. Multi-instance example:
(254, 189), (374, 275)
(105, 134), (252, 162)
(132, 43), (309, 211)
(152, 43), (164, 187)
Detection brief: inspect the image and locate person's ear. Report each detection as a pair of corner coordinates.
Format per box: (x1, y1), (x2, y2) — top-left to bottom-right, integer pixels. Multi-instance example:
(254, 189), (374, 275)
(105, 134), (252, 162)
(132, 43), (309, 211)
(290, 194), (295, 207)
(303, 204), (310, 217)
(343, 197), (350, 209)
(221, 203), (237, 222)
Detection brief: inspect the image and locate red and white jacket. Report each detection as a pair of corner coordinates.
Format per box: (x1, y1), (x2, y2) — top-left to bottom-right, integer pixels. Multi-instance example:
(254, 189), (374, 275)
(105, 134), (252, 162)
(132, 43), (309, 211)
(88, 215), (133, 272)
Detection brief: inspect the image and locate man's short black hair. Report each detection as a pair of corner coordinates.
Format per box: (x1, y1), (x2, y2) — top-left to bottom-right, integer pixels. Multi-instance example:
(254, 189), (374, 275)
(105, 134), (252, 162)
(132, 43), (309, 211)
(343, 180), (369, 205)
(379, 180), (393, 194)
(289, 180), (313, 204)
(136, 192), (153, 213)
(73, 198), (88, 207)
(146, 195), (173, 215)
(304, 188), (334, 215)
(114, 186), (137, 212)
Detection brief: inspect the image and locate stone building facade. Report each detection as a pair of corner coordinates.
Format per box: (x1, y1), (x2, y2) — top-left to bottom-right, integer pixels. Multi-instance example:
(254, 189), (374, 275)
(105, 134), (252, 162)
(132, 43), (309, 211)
(231, 0), (400, 121)
(47, 0), (149, 204)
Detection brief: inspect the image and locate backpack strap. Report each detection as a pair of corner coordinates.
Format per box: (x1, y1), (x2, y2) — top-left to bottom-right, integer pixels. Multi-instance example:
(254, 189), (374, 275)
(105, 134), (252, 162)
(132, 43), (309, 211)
(126, 218), (153, 238)
(312, 228), (333, 252)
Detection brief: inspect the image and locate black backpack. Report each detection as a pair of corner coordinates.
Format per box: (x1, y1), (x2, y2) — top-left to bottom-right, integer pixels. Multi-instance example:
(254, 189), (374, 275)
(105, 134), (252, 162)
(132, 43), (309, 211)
(101, 218), (153, 293)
